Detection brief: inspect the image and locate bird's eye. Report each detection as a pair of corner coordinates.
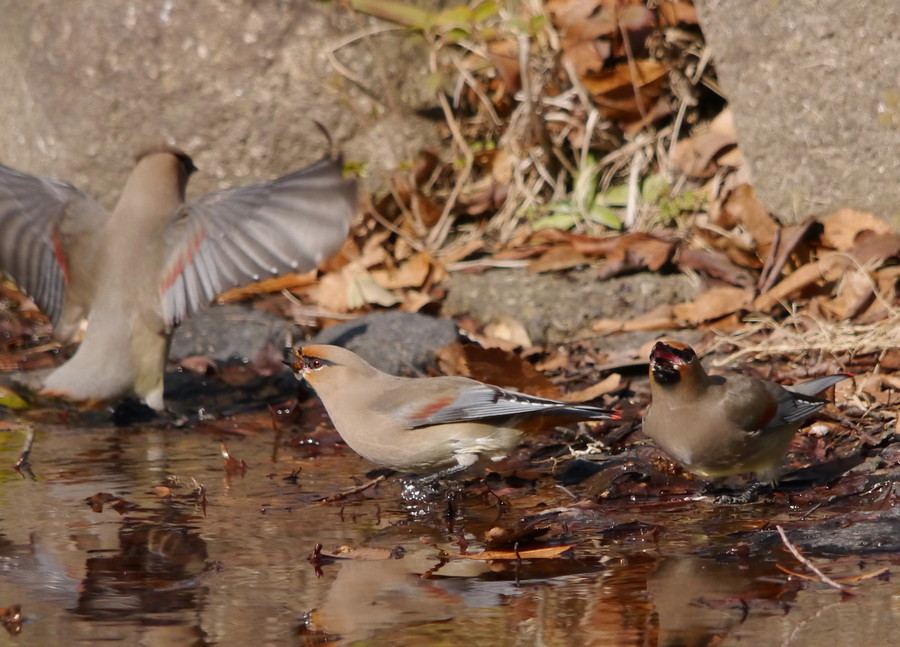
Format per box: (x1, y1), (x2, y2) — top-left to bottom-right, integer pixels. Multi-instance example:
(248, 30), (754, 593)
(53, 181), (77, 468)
(177, 153), (198, 175)
(306, 357), (323, 370)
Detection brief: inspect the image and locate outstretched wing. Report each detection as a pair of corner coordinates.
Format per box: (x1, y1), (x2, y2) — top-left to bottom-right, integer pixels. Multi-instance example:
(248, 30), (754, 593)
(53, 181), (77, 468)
(0, 163), (109, 330)
(159, 156), (356, 327)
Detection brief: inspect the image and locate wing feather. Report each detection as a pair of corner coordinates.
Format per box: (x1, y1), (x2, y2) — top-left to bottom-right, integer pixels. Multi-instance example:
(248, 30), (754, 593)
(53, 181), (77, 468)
(397, 378), (617, 429)
(0, 164), (109, 327)
(160, 155), (356, 326)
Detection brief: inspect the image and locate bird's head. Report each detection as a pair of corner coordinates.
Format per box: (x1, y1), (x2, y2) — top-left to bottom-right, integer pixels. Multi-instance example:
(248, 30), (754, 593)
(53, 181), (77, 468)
(128, 145), (198, 202)
(649, 340), (699, 387)
(285, 344), (378, 389)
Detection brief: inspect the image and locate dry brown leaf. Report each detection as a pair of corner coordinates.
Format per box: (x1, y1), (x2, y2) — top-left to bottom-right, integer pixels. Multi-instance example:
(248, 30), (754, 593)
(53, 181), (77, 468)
(881, 348), (900, 370)
(856, 374), (897, 406)
(435, 344), (562, 399)
(677, 247), (753, 287)
(324, 545), (400, 561)
(439, 237), (487, 265)
(311, 262), (401, 312)
(370, 252), (433, 289)
(716, 146), (745, 168)
(561, 39), (613, 78)
(528, 244), (590, 273)
(560, 372), (621, 402)
(624, 303), (677, 330)
(0, 420), (31, 432)
(483, 315), (533, 349)
(582, 59), (668, 122)
(582, 59), (667, 95)
(847, 230), (900, 266)
(592, 318), (624, 334)
(670, 132), (735, 177)
(707, 230), (764, 269)
(217, 270), (319, 304)
(821, 208), (892, 250)
(754, 254), (849, 311)
(593, 303), (677, 334)
(596, 233), (677, 279)
(485, 39), (521, 95)
(658, 0), (699, 25)
(400, 290), (433, 313)
(820, 270), (875, 320)
(722, 184), (777, 253)
(533, 349), (570, 372)
(454, 544), (575, 560)
(673, 287), (752, 324)
(670, 108), (737, 177)
(548, 0), (614, 38)
(318, 236), (360, 274)
(177, 355), (216, 375)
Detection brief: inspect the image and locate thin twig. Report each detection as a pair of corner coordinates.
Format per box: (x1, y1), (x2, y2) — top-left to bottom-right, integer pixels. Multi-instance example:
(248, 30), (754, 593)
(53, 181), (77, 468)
(450, 55), (502, 127)
(775, 524), (854, 595)
(624, 146), (648, 229)
(325, 24), (404, 105)
(317, 474), (388, 504)
(618, 15), (648, 121)
(425, 38), (474, 251)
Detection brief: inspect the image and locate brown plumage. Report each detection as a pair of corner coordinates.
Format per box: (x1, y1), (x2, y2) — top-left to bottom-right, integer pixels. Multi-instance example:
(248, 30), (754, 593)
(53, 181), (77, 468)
(644, 340), (849, 484)
(290, 344), (620, 476)
(0, 149), (356, 410)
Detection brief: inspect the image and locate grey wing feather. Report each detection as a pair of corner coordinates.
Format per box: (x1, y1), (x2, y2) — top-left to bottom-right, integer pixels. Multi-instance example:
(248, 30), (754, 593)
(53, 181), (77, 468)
(757, 374), (847, 431)
(783, 374), (851, 397)
(0, 164), (109, 327)
(404, 381), (614, 429)
(159, 156), (356, 326)
(763, 374), (850, 427)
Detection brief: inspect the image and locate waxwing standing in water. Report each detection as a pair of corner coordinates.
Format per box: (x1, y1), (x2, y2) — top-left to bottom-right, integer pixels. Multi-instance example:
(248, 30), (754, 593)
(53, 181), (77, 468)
(289, 344), (621, 477)
(644, 340), (849, 488)
(0, 146), (356, 410)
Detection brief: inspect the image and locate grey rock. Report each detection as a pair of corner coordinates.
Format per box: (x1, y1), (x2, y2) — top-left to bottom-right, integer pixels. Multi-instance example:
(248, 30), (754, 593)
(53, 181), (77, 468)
(443, 268), (698, 344)
(310, 311), (459, 376)
(0, 0), (441, 199)
(695, 0), (900, 229)
(169, 304), (291, 363)
(749, 505), (900, 557)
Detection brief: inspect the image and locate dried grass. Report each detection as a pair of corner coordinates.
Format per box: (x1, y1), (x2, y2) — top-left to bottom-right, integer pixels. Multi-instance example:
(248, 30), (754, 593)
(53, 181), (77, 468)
(709, 310), (900, 366)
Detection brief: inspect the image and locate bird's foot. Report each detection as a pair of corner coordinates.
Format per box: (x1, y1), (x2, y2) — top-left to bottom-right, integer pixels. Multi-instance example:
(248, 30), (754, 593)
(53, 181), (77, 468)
(711, 482), (765, 505)
(112, 398), (162, 426)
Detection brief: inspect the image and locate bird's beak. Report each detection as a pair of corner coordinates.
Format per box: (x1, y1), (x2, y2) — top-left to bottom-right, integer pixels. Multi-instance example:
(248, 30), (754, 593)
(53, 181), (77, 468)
(283, 347), (305, 375)
(650, 341), (682, 365)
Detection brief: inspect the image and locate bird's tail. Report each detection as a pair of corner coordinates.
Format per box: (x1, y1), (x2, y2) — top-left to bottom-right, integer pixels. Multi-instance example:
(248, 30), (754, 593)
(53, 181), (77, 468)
(784, 374), (852, 397)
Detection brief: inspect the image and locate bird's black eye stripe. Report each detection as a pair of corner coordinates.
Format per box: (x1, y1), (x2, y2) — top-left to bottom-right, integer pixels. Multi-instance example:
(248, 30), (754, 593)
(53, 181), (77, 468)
(652, 362), (681, 385)
(302, 356), (336, 370)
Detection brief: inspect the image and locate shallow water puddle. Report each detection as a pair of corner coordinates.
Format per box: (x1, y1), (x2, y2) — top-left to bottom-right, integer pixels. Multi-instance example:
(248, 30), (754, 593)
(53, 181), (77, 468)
(0, 416), (897, 646)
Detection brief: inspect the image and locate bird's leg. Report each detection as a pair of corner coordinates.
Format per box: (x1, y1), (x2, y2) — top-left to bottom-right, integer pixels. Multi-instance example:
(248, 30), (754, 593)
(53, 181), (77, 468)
(416, 463), (470, 485)
(14, 426), (36, 480)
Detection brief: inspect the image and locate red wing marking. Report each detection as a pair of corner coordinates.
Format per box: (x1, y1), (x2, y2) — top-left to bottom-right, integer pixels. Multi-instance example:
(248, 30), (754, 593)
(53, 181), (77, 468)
(757, 402), (778, 429)
(51, 226), (69, 286)
(160, 226), (207, 293)
(410, 397), (456, 420)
